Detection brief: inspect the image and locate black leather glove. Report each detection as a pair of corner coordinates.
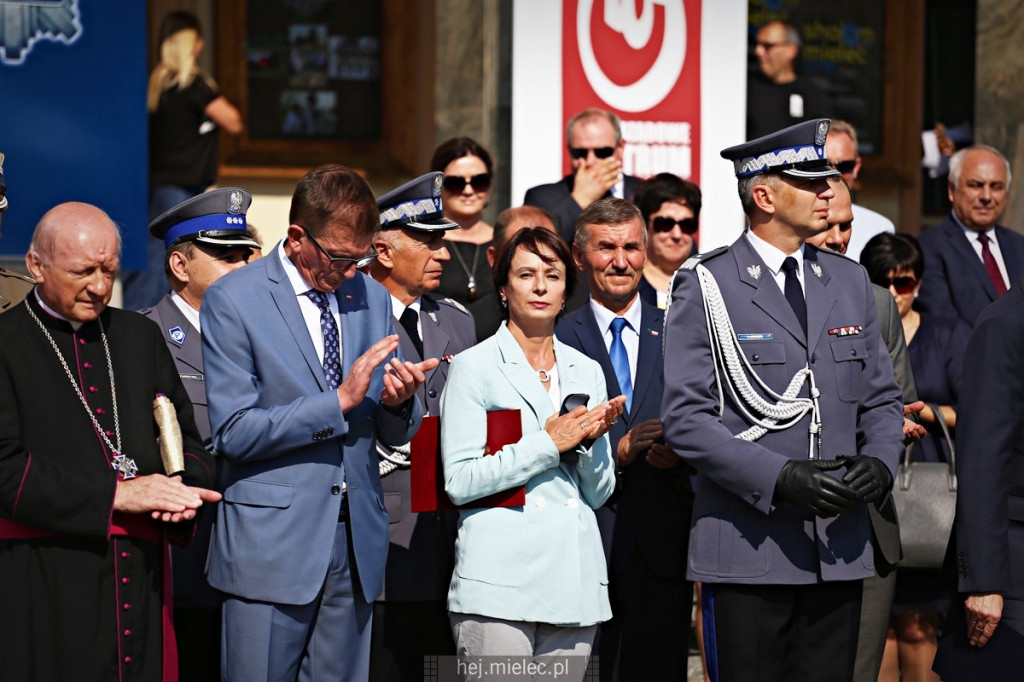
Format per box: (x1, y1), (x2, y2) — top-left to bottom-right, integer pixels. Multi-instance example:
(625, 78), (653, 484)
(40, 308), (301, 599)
(774, 459), (858, 517)
(838, 454), (892, 503)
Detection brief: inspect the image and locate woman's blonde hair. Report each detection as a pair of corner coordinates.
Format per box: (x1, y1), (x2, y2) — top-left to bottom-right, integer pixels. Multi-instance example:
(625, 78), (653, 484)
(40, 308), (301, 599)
(147, 26), (217, 112)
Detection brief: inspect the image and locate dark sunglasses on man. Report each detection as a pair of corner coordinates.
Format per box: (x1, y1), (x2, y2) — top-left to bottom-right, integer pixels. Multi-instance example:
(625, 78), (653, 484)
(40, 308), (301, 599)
(568, 146), (616, 160)
(651, 216), (699, 235)
(832, 159), (857, 174)
(442, 173), (491, 193)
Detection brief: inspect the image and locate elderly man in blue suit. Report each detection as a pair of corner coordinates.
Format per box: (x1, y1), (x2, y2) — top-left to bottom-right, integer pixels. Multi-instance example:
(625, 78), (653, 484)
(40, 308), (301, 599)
(917, 145), (1024, 328)
(662, 120), (904, 682)
(556, 197), (694, 681)
(202, 165), (434, 682)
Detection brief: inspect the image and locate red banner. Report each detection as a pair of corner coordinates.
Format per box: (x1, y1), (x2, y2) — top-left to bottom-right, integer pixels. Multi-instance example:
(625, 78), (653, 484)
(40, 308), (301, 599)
(562, 0), (701, 183)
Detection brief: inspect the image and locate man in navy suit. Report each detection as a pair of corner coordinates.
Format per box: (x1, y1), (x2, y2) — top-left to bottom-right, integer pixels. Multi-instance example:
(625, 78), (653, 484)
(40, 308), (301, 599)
(556, 198), (694, 681)
(662, 120), (904, 682)
(202, 166), (435, 681)
(142, 188), (261, 682)
(917, 145), (1024, 328)
(523, 108), (641, 244)
(367, 173), (476, 681)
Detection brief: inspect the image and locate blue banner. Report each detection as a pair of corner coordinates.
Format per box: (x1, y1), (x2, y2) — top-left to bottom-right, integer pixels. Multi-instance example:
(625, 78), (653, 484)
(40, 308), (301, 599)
(0, 0), (148, 268)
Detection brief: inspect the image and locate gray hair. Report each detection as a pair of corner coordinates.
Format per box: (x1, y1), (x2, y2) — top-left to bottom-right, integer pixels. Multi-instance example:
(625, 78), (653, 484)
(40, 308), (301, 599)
(948, 144), (1012, 187)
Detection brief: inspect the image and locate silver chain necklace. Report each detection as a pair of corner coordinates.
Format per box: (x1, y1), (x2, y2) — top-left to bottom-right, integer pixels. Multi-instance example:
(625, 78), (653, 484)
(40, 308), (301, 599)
(448, 241), (481, 300)
(26, 304), (138, 479)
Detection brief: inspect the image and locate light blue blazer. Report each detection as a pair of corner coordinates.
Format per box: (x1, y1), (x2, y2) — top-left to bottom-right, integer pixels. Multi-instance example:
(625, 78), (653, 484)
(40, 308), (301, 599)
(201, 243), (422, 606)
(440, 324), (615, 627)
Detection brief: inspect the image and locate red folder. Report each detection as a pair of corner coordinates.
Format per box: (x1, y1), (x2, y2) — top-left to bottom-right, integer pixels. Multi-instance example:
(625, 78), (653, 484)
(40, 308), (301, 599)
(410, 409), (527, 512)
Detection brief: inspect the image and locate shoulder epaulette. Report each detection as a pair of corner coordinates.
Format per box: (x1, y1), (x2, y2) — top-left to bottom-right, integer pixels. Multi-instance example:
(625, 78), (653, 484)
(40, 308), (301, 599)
(680, 245), (728, 271)
(437, 296), (469, 315)
(0, 268), (35, 285)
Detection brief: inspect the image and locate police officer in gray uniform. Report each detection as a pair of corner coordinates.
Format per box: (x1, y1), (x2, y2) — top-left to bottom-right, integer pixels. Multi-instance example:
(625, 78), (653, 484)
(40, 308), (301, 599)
(368, 172), (476, 681)
(0, 153), (35, 312)
(141, 187), (259, 682)
(661, 119), (904, 682)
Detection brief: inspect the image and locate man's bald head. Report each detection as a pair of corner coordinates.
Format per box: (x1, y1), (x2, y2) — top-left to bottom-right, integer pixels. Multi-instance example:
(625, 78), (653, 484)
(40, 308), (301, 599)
(489, 206), (557, 267)
(26, 202), (121, 322)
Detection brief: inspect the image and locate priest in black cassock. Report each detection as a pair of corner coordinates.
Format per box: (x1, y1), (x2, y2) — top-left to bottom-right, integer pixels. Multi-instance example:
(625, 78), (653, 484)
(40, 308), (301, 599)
(0, 202), (220, 681)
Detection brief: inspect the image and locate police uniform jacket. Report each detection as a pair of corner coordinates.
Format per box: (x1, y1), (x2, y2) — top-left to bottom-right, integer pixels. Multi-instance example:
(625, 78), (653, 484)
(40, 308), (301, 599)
(662, 235), (904, 585)
(380, 293), (475, 601)
(0, 268), (33, 312)
(440, 323), (615, 625)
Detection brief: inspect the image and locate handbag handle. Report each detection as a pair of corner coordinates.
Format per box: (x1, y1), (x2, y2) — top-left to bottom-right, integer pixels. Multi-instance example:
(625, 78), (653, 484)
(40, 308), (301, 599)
(899, 402), (957, 492)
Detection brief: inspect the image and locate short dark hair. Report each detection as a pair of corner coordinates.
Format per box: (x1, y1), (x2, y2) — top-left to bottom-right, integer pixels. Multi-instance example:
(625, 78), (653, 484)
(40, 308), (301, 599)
(164, 241), (196, 280)
(288, 165), (378, 241)
(429, 137), (495, 175)
(492, 227), (577, 320)
(575, 198), (645, 250)
(633, 172), (702, 223)
(859, 232), (925, 283)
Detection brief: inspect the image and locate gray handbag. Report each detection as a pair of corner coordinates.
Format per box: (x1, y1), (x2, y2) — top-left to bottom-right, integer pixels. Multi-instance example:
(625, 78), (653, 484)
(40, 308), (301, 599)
(892, 403), (957, 569)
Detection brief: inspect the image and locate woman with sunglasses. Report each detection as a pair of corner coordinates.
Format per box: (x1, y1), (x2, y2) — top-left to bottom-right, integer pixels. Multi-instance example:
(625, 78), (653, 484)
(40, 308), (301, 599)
(633, 173), (702, 309)
(430, 137), (496, 307)
(860, 232), (970, 682)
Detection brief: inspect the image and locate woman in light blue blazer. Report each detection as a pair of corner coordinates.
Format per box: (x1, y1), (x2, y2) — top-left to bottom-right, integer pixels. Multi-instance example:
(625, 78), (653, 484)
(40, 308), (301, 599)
(440, 227), (625, 677)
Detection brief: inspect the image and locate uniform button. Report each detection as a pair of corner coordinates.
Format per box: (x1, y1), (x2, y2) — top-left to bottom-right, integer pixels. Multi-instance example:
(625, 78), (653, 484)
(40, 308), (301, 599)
(850, 349), (857, 356)
(89, 386), (98, 393)
(428, 389), (437, 398)
(105, 430), (114, 437)
(123, 629), (132, 637)
(752, 491), (761, 501)
(120, 551), (129, 558)
(121, 577), (130, 584)
(83, 362), (92, 369)
(96, 408), (105, 415)
(124, 656), (132, 664)
(535, 498), (547, 509)
(752, 354), (760, 361)
(123, 603), (131, 611)
(331, 485), (341, 495)
(78, 337), (86, 345)
(567, 498), (579, 509)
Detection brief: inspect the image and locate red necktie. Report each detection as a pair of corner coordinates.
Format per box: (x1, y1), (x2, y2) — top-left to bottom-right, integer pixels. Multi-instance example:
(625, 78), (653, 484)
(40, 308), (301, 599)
(978, 233), (1008, 296)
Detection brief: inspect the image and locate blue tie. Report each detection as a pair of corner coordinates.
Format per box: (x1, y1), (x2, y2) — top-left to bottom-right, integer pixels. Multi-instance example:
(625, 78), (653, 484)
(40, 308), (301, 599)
(609, 317), (633, 412)
(781, 257), (807, 337)
(306, 290), (342, 390)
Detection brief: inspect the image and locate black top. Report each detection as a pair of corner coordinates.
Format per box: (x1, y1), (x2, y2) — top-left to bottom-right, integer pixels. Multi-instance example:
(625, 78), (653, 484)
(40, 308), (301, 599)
(746, 73), (833, 140)
(437, 239), (495, 307)
(150, 77), (220, 189)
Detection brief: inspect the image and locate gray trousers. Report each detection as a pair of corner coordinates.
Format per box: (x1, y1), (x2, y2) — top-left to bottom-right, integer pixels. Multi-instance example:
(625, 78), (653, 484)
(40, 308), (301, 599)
(852, 570), (897, 682)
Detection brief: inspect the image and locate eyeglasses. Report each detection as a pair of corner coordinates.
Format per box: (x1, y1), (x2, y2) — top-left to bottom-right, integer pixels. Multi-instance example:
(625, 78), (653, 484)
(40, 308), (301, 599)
(568, 146), (616, 160)
(832, 159), (857, 174)
(301, 226), (377, 272)
(879, 275), (918, 295)
(755, 40), (789, 50)
(442, 173), (491, 193)
(651, 216), (699, 234)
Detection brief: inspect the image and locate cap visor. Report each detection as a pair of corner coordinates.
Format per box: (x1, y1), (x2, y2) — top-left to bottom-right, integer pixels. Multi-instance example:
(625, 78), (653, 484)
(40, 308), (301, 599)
(401, 217), (460, 231)
(781, 165), (841, 179)
(194, 235), (262, 249)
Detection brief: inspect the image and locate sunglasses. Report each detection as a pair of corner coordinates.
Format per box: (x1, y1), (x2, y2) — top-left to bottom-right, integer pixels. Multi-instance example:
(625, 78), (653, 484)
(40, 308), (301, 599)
(651, 216), (699, 234)
(879, 275), (918, 295)
(442, 174), (491, 193)
(755, 40), (789, 50)
(832, 159), (857, 174)
(301, 226), (378, 272)
(568, 146), (616, 160)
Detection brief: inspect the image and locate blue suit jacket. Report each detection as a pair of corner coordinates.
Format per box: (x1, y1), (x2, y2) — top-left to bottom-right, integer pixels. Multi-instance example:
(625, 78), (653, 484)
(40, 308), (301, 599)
(917, 215), (1024, 328)
(556, 300), (693, 579)
(440, 324), (615, 626)
(201, 244), (423, 605)
(662, 236), (904, 584)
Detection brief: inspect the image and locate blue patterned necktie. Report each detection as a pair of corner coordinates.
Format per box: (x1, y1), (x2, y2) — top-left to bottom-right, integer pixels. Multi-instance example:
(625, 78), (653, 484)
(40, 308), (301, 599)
(305, 290), (341, 390)
(609, 317), (633, 412)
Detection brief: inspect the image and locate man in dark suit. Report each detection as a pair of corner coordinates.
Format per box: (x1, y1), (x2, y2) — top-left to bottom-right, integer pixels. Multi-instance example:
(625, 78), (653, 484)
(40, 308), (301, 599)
(662, 120), (904, 682)
(141, 187), (261, 682)
(523, 108), (641, 244)
(367, 173), (476, 681)
(556, 197), (694, 681)
(917, 145), (1024, 328)
(933, 275), (1024, 678)
(201, 166), (434, 681)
